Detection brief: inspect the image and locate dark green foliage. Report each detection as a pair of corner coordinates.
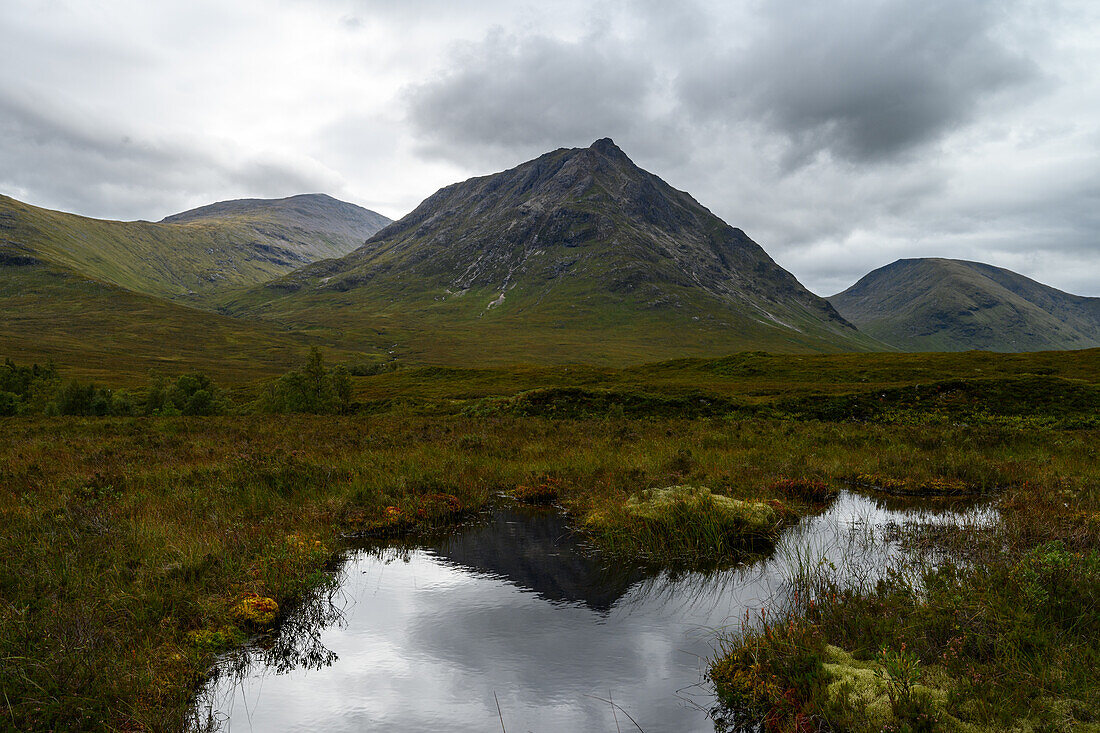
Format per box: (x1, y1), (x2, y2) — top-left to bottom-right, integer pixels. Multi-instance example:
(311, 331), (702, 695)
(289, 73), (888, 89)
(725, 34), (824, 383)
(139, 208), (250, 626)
(145, 372), (225, 416)
(49, 380), (137, 416)
(1, 360), (224, 416)
(53, 380), (110, 416)
(0, 358), (58, 415)
(262, 347), (352, 414)
(0, 390), (18, 416)
(503, 386), (739, 419)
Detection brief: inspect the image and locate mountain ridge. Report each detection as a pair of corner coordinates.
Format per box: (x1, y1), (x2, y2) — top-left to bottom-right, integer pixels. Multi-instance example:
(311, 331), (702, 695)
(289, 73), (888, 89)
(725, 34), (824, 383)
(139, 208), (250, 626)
(0, 192), (386, 379)
(161, 193), (391, 248)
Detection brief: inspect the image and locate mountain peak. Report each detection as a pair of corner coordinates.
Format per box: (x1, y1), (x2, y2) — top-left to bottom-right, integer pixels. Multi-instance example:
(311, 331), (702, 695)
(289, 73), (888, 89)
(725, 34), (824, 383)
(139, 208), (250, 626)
(589, 137), (625, 157)
(229, 142), (872, 362)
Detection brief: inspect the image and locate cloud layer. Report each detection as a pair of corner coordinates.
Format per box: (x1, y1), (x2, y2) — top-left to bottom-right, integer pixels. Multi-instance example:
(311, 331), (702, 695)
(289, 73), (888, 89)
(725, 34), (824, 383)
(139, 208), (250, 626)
(2, 0), (1098, 295)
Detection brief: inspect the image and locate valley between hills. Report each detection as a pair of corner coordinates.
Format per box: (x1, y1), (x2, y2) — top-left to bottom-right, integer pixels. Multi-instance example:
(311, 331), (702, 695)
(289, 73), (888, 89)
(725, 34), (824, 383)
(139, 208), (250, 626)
(2, 140), (1099, 733)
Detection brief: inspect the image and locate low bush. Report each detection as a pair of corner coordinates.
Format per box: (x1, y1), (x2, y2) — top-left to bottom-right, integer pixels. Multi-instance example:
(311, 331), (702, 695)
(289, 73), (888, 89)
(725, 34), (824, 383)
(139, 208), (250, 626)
(145, 372), (226, 416)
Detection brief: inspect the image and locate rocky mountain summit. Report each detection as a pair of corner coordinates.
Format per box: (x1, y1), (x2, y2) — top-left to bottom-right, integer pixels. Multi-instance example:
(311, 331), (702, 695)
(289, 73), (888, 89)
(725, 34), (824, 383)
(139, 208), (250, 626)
(232, 139), (876, 363)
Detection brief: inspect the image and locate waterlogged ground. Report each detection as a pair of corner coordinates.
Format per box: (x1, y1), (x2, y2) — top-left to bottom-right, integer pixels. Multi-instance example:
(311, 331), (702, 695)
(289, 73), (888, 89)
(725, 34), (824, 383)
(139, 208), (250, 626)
(196, 492), (995, 732)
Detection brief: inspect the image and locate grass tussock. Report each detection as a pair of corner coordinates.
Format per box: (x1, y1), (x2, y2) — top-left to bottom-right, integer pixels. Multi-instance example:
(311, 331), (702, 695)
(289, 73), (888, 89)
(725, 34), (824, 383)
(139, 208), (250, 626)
(508, 475), (561, 505)
(583, 485), (792, 564)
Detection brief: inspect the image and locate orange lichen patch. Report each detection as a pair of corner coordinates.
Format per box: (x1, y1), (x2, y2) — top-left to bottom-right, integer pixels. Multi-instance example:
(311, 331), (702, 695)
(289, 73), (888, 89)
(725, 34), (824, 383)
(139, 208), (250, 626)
(232, 593), (279, 627)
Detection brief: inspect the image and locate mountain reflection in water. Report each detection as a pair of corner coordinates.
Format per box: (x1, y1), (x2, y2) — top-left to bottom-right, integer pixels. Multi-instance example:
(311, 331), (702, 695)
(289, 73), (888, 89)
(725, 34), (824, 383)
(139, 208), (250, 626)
(430, 507), (650, 612)
(196, 493), (993, 733)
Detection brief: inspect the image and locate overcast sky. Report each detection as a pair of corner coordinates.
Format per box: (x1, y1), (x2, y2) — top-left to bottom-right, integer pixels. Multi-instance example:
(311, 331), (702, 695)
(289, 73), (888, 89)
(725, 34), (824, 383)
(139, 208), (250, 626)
(2, 0), (1098, 295)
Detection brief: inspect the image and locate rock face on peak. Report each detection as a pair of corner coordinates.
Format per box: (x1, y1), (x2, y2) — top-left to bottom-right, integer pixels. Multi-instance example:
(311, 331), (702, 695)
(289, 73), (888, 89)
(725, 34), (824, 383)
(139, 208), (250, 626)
(829, 258), (1100, 352)
(228, 140), (878, 364)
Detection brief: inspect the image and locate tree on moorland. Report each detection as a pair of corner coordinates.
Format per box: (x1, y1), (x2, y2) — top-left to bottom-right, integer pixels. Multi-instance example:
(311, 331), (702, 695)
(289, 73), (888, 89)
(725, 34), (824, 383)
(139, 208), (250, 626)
(0, 358), (59, 415)
(263, 347), (352, 414)
(145, 372), (225, 416)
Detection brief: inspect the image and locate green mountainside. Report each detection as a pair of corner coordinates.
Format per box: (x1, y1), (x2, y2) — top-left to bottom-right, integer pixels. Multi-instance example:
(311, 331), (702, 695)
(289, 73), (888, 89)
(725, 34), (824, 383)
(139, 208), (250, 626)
(0, 193), (388, 380)
(0, 254), (323, 382)
(0, 193), (389, 304)
(226, 139), (879, 364)
(829, 258), (1100, 352)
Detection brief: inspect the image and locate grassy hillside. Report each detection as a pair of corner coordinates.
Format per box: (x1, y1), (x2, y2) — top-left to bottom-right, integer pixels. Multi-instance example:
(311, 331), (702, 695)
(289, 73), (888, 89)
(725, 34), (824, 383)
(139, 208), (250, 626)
(829, 258), (1100, 352)
(0, 193), (388, 306)
(228, 278), (880, 367)
(0, 256), (340, 384)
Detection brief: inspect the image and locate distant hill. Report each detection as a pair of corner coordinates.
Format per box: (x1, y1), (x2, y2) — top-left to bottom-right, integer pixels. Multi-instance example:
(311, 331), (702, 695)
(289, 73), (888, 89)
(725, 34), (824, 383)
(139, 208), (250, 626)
(161, 193), (391, 251)
(828, 258), (1100, 352)
(226, 139), (878, 364)
(0, 193), (390, 304)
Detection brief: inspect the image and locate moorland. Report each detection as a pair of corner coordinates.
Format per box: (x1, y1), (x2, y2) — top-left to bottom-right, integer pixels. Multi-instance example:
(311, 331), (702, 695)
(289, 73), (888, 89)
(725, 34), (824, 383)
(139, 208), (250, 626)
(1, 347), (1098, 732)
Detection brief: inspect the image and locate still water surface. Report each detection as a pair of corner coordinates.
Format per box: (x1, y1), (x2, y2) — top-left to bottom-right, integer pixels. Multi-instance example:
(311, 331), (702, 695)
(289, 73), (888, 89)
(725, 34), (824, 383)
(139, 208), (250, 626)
(199, 492), (992, 732)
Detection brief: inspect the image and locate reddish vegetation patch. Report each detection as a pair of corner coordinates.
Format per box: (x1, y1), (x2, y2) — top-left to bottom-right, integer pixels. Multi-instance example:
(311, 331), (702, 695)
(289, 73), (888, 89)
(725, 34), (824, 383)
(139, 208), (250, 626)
(510, 476), (561, 505)
(352, 493), (468, 536)
(769, 477), (837, 504)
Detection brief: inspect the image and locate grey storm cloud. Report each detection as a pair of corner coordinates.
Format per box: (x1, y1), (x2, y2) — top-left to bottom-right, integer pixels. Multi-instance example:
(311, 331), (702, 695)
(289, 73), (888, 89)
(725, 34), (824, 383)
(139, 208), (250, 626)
(0, 86), (337, 220)
(404, 31), (659, 166)
(677, 0), (1039, 164)
(405, 1), (1041, 168)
